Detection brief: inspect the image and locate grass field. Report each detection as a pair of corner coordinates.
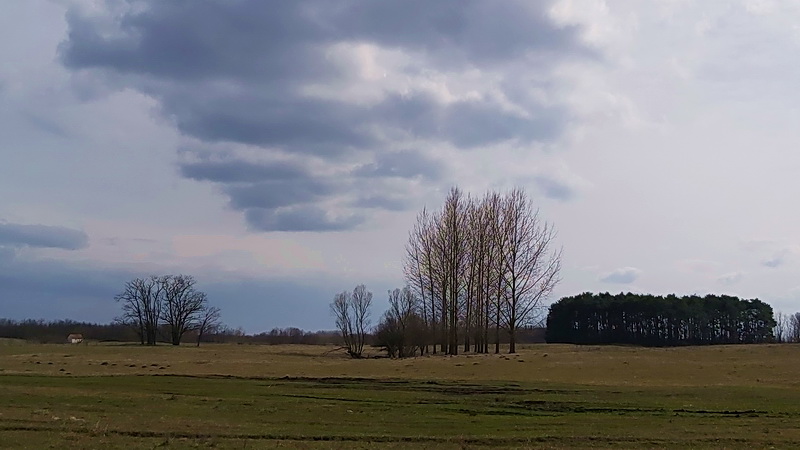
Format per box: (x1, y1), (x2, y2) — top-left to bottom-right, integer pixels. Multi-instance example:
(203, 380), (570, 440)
(1, 341), (800, 448)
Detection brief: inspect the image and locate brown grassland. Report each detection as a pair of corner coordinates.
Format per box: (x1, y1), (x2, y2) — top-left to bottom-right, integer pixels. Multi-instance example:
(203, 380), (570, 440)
(1, 339), (800, 448)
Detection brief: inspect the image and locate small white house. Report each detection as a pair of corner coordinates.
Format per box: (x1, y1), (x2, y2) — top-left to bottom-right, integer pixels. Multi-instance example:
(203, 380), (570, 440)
(67, 333), (83, 344)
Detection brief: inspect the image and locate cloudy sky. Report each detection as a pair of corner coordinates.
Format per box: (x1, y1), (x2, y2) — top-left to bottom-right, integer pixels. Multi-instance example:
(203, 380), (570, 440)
(3, 0), (800, 332)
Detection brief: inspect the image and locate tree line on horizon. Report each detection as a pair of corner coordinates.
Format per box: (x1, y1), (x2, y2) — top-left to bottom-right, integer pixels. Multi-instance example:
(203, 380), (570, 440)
(332, 186), (562, 357)
(0, 318), (349, 346)
(545, 292), (775, 346)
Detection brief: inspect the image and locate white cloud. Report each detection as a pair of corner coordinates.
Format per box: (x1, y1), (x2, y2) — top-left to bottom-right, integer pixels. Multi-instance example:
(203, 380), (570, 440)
(600, 267), (641, 284)
(717, 272), (745, 286)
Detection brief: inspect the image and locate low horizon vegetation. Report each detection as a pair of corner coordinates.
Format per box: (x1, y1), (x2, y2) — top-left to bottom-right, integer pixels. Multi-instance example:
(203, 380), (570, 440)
(13, 186), (793, 358)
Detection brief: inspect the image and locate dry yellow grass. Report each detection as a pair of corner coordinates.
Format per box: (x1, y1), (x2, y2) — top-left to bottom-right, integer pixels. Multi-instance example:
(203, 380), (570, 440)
(2, 342), (800, 448)
(2, 341), (799, 388)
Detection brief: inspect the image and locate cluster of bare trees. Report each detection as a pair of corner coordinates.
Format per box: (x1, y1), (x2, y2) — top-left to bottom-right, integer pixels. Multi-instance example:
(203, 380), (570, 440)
(401, 186), (561, 355)
(773, 312), (800, 343)
(374, 287), (428, 358)
(115, 275), (221, 346)
(330, 284), (373, 358)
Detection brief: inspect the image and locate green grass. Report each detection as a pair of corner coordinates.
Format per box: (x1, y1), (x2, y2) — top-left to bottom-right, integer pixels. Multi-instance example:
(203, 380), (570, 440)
(1, 343), (800, 448)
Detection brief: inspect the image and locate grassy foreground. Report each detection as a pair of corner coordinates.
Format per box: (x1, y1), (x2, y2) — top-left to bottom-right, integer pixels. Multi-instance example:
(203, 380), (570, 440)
(1, 341), (800, 448)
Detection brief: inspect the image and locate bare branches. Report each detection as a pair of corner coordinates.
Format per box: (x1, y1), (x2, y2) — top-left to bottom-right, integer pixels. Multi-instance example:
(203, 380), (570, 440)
(195, 306), (221, 347)
(498, 188), (562, 353)
(375, 287), (425, 358)
(114, 276), (163, 346)
(331, 285), (373, 358)
(400, 186), (561, 355)
(161, 275), (207, 346)
(114, 274), (218, 346)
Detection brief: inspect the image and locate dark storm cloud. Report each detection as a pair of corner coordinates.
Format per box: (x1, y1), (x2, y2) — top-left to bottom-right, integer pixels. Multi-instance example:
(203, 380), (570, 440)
(0, 255), (347, 331)
(61, 1), (580, 81)
(0, 258), (123, 300)
(60, 0), (587, 231)
(60, 2), (323, 82)
(225, 178), (335, 210)
(0, 246), (15, 262)
(0, 256), (131, 323)
(0, 222), (88, 250)
(180, 159), (308, 183)
(163, 91), (377, 153)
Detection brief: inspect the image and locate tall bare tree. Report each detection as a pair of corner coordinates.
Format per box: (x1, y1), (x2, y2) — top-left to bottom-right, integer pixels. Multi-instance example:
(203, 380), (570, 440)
(331, 284), (373, 358)
(774, 311), (787, 343)
(404, 208), (438, 354)
(467, 195), (495, 354)
(789, 312), (800, 343)
(195, 305), (221, 347)
(499, 189), (561, 353)
(115, 276), (164, 346)
(487, 191), (508, 354)
(160, 275), (209, 346)
(440, 187), (469, 355)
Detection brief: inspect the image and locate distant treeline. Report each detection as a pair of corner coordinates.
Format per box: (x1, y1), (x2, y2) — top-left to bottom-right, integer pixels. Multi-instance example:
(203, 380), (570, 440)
(0, 318), (227, 344)
(0, 317), (545, 348)
(0, 319), (343, 346)
(250, 328), (342, 345)
(0, 319), (138, 344)
(546, 293), (775, 346)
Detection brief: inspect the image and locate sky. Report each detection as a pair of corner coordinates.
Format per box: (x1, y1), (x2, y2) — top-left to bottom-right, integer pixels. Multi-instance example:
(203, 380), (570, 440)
(3, 0), (800, 332)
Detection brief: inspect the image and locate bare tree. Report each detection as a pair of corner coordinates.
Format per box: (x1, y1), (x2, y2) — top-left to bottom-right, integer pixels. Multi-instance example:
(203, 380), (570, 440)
(160, 275), (209, 346)
(331, 285), (373, 358)
(332, 291), (354, 352)
(466, 194), (497, 354)
(114, 291), (146, 345)
(487, 191), (508, 354)
(114, 276), (164, 346)
(351, 284), (373, 356)
(375, 287), (423, 358)
(439, 187), (468, 355)
(195, 306), (221, 347)
(499, 189), (561, 353)
(404, 208), (438, 354)
(789, 312), (800, 343)
(774, 311), (787, 343)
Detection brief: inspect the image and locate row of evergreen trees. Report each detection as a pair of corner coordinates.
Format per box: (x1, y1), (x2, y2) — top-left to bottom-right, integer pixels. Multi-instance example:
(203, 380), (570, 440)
(546, 292), (775, 346)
